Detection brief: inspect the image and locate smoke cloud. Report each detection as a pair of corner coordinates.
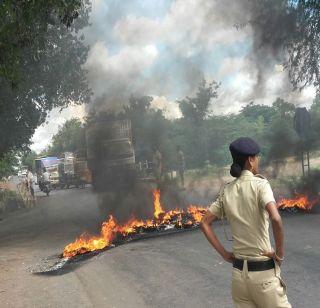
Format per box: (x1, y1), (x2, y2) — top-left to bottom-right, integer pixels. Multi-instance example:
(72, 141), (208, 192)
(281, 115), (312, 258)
(84, 0), (315, 117)
(82, 0), (316, 116)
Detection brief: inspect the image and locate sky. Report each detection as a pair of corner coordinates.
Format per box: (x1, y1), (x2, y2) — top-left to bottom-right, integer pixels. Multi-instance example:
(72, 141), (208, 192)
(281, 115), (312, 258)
(30, 0), (316, 153)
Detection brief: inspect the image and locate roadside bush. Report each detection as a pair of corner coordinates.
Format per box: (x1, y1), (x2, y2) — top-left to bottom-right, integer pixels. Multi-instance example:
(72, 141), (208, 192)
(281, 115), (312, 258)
(0, 189), (24, 213)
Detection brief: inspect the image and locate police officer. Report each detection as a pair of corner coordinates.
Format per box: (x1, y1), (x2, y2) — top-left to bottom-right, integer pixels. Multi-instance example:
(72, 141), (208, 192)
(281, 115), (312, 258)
(200, 137), (291, 308)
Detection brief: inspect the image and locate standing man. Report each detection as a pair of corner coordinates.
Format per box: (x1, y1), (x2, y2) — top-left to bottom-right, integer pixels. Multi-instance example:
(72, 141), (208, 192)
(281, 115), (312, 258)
(200, 137), (291, 308)
(176, 146), (185, 187)
(152, 148), (162, 184)
(42, 168), (50, 184)
(26, 168), (34, 198)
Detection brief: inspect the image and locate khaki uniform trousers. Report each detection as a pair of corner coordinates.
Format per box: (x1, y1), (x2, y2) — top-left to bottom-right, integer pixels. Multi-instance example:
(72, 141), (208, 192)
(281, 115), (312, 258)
(232, 260), (291, 308)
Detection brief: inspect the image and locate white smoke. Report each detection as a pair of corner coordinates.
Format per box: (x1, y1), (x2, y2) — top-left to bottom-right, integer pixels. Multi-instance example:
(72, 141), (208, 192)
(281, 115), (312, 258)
(31, 0), (317, 152)
(83, 0), (315, 116)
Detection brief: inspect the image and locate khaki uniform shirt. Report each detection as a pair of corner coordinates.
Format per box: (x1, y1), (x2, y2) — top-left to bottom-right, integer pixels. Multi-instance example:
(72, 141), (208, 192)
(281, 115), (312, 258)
(209, 170), (276, 260)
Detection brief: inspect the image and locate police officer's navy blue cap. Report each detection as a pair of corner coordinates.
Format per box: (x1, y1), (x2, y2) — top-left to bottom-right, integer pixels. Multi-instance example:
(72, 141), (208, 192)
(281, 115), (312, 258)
(229, 137), (260, 156)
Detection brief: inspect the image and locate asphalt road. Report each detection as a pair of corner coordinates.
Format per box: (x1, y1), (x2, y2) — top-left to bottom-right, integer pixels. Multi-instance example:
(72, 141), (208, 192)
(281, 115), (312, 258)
(0, 186), (319, 307)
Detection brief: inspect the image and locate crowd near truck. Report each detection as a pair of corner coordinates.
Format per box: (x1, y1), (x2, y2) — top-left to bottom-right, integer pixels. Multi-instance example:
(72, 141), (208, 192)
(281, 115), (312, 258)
(85, 119), (136, 192)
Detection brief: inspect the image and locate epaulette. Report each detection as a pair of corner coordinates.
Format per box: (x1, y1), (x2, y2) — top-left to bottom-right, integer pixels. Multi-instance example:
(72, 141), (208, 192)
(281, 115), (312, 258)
(254, 174), (267, 179)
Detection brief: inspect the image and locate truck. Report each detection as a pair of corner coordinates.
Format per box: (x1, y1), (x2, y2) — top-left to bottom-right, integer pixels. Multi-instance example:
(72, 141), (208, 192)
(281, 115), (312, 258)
(85, 119), (136, 192)
(58, 152), (77, 188)
(58, 152), (91, 189)
(35, 156), (60, 187)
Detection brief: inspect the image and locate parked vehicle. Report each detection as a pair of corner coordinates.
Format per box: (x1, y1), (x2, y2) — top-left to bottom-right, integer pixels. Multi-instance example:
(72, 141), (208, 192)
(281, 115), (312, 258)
(86, 119), (136, 192)
(58, 152), (90, 189)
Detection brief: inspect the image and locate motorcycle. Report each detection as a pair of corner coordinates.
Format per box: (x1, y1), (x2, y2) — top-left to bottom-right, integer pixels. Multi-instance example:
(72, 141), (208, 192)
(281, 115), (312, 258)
(39, 180), (51, 196)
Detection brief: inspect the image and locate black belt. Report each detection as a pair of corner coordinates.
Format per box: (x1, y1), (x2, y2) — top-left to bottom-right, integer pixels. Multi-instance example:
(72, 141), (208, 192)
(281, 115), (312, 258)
(233, 258), (275, 271)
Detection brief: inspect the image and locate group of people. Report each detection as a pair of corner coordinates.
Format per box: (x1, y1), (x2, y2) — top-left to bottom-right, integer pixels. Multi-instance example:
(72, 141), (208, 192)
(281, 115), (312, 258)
(152, 145), (185, 186)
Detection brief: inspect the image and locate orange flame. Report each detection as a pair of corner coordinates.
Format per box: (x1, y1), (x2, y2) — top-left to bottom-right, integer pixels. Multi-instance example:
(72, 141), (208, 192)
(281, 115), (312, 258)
(63, 215), (117, 258)
(187, 205), (207, 222)
(62, 189), (207, 259)
(277, 194), (318, 211)
(117, 218), (154, 236)
(153, 189), (164, 219)
(62, 190), (318, 259)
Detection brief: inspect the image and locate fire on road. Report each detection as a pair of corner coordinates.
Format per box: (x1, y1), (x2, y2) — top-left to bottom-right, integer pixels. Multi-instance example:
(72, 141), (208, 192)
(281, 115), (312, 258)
(0, 187), (319, 307)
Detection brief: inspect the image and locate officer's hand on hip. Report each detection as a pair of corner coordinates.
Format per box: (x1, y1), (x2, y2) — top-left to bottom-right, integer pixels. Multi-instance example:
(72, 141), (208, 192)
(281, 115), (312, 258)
(222, 250), (235, 264)
(261, 250), (284, 266)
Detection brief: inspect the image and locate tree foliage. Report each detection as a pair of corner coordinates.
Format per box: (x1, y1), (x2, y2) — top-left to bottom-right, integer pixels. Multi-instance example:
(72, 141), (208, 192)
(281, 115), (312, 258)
(241, 102), (276, 123)
(0, 0), (89, 85)
(0, 1), (91, 158)
(177, 79), (220, 123)
(20, 150), (37, 171)
(45, 118), (86, 157)
(287, 0), (320, 90)
(0, 152), (19, 178)
(249, 0), (320, 91)
(43, 95), (320, 175)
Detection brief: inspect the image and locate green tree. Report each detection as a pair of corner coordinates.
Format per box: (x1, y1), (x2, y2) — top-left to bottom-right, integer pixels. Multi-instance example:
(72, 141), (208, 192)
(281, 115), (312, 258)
(46, 118), (86, 157)
(286, 0), (320, 91)
(124, 95), (153, 118)
(264, 98), (298, 175)
(272, 97), (295, 118)
(20, 150), (37, 171)
(178, 79), (220, 123)
(0, 152), (18, 178)
(249, 0), (320, 91)
(177, 79), (220, 165)
(0, 1), (91, 157)
(310, 94), (320, 116)
(241, 102), (276, 123)
(0, 0), (89, 85)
